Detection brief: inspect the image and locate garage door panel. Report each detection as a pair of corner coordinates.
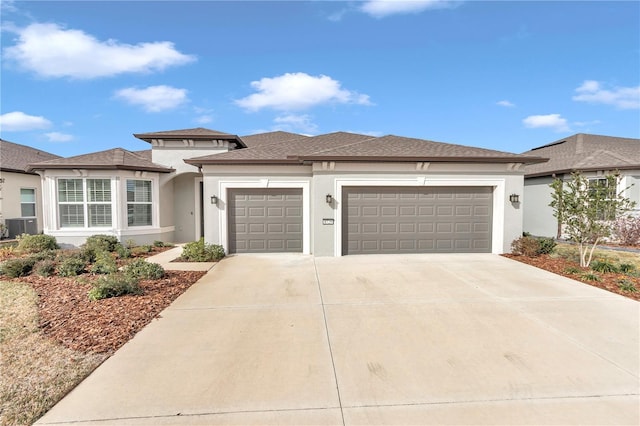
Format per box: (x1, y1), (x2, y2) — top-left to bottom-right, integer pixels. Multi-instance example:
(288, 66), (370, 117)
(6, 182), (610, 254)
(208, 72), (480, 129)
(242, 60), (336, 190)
(381, 206), (397, 216)
(456, 206), (472, 216)
(399, 223), (416, 233)
(343, 186), (492, 255)
(418, 240), (435, 250)
(381, 223), (397, 233)
(228, 188), (303, 253)
(286, 223), (302, 233)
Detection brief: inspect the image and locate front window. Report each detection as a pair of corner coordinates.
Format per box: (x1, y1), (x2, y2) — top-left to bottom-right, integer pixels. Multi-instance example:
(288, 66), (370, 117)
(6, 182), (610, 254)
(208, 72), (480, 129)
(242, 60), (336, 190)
(20, 188), (36, 217)
(127, 180), (152, 226)
(588, 177), (617, 220)
(58, 178), (112, 228)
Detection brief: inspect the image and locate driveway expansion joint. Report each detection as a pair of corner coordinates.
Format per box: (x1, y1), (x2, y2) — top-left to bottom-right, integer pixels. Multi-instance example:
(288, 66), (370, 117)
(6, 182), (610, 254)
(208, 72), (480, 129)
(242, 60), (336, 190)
(313, 257), (346, 426)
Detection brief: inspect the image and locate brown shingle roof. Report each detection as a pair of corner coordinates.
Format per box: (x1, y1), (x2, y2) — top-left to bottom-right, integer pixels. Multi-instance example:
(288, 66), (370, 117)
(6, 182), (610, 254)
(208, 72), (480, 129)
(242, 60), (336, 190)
(185, 132), (546, 166)
(523, 133), (640, 177)
(301, 135), (546, 163)
(133, 127), (245, 147)
(0, 139), (61, 174)
(28, 148), (173, 173)
(240, 131), (308, 147)
(185, 132), (376, 165)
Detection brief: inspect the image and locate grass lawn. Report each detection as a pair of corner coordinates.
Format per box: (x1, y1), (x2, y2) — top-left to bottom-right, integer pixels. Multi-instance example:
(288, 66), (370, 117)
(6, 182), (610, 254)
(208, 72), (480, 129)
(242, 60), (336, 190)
(0, 281), (106, 426)
(552, 242), (640, 269)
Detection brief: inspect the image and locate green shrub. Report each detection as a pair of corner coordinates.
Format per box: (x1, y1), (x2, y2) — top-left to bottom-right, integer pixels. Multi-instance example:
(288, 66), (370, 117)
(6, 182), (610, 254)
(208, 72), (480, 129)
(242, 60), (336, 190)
(33, 259), (56, 277)
(564, 266), (581, 274)
(88, 272), (141, 301)
(90, 250), (118, 275)
(0, 257), (36, 278)
(512, 236), (557, 256)
(130, 245), (152, 256)
(537, 237), (557, 255)
(125, 239), (137, 249)
(28, 250), (58, 262)
(114, 243), (131, 259)
(581, 272), (601, 282)
(56, 252), (86, 277)
(590, 260), (619, 274)
(181, 238), (225, 262)
(16, 234), (58, 254)
(617, 279), (638, 292)
(83, 234), (119, 253)
(619, 263), (636, 274)
(124, 258), (165, 280)
(511, 236), (541, 257)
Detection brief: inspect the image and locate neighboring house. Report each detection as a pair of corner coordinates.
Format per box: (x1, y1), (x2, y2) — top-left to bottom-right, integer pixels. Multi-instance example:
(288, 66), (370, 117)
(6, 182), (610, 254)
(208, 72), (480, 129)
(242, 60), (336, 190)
(30, 127), (546, 255)
(0, 139), (61, 238)
(522, 133), (640, 238)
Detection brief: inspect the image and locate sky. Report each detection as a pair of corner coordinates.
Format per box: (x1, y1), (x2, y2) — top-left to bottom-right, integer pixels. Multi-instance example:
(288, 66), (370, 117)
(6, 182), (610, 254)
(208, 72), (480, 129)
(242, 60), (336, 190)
(1, 0), (639, 158)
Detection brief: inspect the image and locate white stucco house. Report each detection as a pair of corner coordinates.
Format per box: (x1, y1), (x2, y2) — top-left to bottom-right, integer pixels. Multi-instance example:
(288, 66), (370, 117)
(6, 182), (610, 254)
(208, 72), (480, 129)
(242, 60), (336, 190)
(0, 139), (60, 238)
(29, 128), (546, 255)
(522, 133), (640, 238)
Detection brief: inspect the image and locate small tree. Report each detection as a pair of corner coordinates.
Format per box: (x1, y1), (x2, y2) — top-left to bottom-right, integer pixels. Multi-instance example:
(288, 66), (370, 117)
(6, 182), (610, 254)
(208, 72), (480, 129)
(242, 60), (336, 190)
(550, 172), (635, 267)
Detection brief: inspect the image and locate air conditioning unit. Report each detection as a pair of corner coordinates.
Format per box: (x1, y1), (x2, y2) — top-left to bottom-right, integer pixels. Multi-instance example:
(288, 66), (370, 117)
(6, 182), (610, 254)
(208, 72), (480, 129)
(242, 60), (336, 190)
(6, 218), (38, 239)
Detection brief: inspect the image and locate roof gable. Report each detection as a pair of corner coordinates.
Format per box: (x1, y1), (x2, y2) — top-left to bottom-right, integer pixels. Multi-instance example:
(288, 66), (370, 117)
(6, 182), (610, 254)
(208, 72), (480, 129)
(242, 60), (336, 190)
(28, 147), (173, 173)
(0, 139), (61, 173)
(133, 127), (245, 148)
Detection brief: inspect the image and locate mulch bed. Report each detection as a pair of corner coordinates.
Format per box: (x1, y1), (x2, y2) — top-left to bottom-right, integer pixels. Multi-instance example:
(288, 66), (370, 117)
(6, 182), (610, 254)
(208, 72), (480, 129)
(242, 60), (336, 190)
(504, 253), (640, 302)
(11, 270), (206, 354)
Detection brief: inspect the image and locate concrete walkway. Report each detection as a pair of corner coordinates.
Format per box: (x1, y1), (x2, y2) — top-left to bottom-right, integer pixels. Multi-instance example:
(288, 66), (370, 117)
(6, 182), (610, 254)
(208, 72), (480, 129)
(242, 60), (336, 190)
(37, 254), (639, 425)
(145, 245), (216, 271)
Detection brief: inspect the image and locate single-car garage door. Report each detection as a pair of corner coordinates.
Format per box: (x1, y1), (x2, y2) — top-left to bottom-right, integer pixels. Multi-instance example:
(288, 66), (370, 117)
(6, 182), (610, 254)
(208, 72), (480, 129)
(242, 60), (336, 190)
(343, 186), (492, 255)
(228, 188), (303, 253)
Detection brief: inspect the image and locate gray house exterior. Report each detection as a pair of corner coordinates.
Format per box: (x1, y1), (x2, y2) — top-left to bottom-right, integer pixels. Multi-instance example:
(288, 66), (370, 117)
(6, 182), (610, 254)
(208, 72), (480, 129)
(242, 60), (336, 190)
(522, 133), (640, 238)
(0, 139), (60, 237)
(30, 128), (546, 255)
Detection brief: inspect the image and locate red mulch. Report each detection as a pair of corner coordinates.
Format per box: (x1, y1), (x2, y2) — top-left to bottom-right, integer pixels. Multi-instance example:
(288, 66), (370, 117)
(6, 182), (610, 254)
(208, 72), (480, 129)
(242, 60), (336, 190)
(12, 270), (205, 354)
(504, 253), (640, 302)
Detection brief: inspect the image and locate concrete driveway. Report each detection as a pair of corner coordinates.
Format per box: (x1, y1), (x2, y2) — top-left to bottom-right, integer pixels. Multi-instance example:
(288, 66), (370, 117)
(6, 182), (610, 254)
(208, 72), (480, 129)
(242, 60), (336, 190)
(37, 254), (639, 425)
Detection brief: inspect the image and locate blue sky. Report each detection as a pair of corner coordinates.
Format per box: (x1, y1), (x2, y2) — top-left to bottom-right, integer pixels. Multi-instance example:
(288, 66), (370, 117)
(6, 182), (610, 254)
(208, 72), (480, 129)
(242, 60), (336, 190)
(1, 0), (638, 157)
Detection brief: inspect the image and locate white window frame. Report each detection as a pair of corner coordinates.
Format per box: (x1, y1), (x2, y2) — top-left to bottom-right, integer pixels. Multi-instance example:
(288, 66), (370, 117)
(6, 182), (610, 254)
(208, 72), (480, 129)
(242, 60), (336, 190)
(57, 178), (114, 229)
(20, 187), (36, 217)
(126, 179), (154, 227)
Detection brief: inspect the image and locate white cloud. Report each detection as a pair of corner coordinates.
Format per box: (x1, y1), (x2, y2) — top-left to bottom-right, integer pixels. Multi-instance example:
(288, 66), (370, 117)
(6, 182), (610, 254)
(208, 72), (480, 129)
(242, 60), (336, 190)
(497, 100), (515, 108)
(194, 115), (213, 124)
(572, 80), (640, 109)
(273, 114), (319, 134)
(573, 119), (601, 128)
(3, 23), (195, 79)
(193, 107), (214, 124)
(44, 131), (73, 142)
(522, 114), (570, 132)
(235, 72), (372, 112)
(328, 8), (348, 22)
(0, 111), (51, 131)
(360, 0), (456, 18)
(114, 85), (188, 112)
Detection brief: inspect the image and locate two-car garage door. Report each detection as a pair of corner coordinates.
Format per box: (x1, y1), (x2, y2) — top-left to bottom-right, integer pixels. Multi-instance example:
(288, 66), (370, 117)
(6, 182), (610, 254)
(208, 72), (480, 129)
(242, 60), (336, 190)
(226, 186), (493, 255)
(342, 186), (492, 255)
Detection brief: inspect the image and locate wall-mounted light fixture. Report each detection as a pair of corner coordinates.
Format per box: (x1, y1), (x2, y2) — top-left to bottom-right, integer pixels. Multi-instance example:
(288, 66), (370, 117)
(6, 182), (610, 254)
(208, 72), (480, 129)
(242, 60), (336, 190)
(210, 195), (218, 205)
(509, 193), (520, 203)
(326, 194), (333, 204)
